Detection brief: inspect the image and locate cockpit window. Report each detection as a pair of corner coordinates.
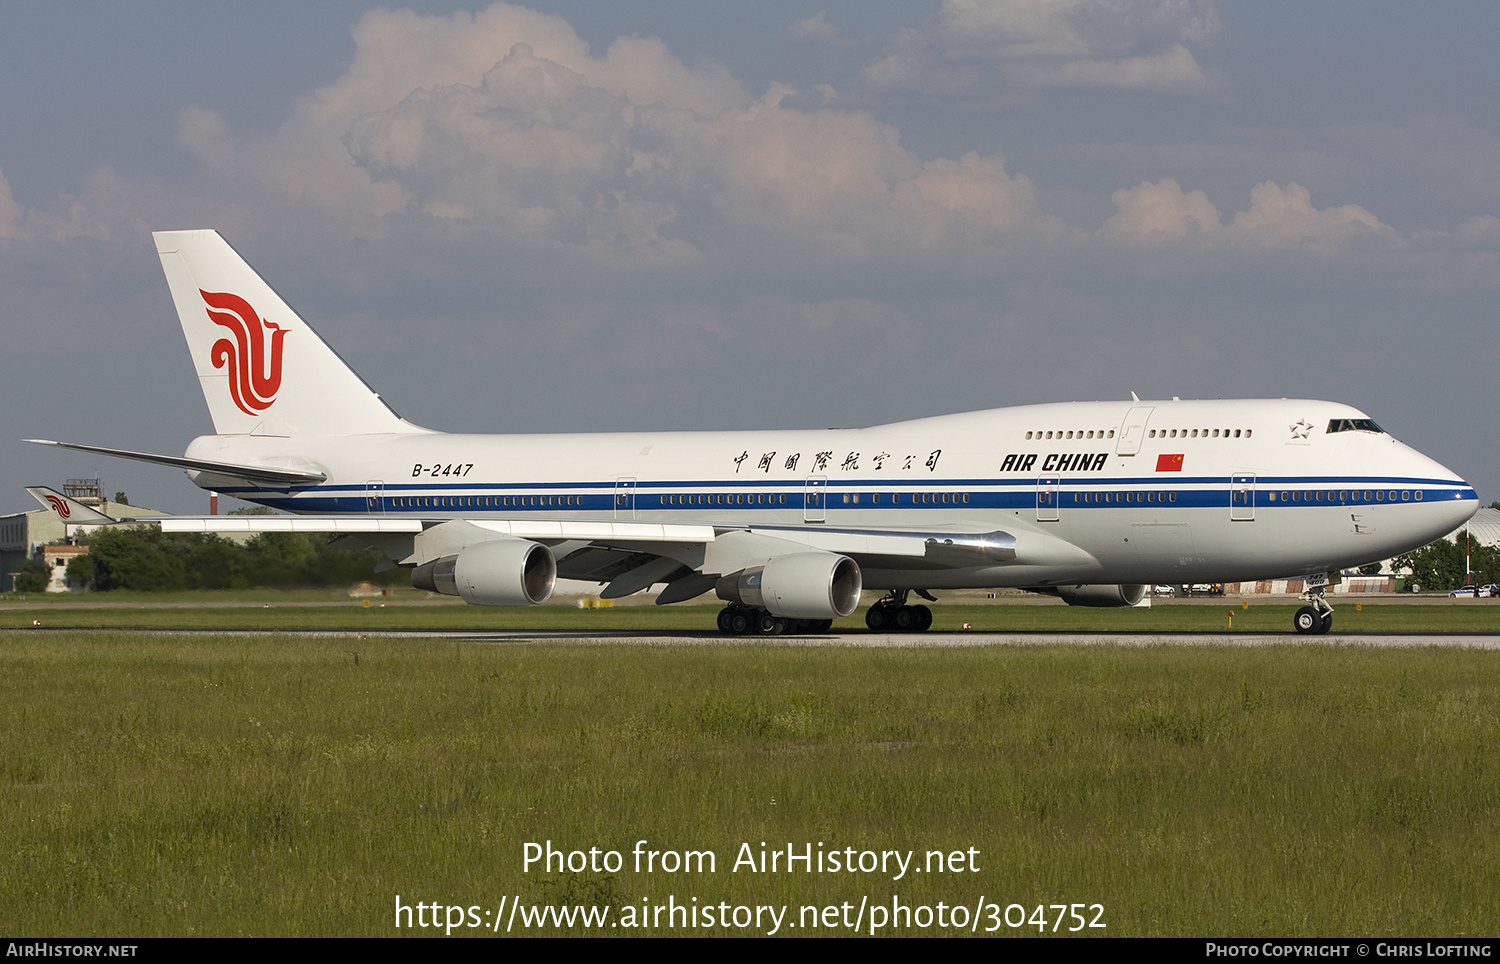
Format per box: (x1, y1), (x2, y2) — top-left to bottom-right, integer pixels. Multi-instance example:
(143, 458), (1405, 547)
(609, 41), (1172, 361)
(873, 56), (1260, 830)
(1326, 418), (1384, 434)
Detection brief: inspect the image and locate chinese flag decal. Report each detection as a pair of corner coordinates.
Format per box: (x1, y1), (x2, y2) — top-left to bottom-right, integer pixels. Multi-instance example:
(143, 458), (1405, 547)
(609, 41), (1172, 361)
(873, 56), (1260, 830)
(1156, 453), (1184, 472)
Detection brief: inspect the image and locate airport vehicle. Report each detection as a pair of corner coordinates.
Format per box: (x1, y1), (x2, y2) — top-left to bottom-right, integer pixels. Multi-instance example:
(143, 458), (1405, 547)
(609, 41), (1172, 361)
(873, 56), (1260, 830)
(28, 230), (1478, 634)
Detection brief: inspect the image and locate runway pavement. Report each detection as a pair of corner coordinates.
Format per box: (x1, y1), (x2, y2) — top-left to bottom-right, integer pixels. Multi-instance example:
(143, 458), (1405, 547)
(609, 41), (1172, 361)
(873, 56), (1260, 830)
(57, 627), (1500, 647)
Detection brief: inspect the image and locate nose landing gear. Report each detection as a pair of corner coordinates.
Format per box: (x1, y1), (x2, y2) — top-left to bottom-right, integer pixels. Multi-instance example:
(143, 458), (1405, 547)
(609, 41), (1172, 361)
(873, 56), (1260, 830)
(1292, 588), (1333, 634)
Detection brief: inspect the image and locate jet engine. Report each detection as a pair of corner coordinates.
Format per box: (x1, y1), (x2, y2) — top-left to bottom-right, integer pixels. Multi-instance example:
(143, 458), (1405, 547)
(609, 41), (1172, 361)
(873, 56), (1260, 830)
(1052, 584), (1148, 607)
(715, 552), (862, 619)
(411, 538), (556, 606)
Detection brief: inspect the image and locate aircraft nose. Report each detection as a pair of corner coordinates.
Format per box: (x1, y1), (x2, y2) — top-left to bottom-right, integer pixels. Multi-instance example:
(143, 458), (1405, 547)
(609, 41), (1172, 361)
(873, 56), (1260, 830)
(1418, 461), (1478, 539)
(1437, 481), (1479, 527)
(1385, 442), (1478, 547)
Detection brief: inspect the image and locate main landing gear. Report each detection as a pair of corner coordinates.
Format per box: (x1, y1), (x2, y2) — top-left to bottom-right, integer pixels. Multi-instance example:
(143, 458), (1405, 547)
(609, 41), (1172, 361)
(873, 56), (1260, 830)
(716, 604), (833, 636)
(1292, 588), (1334, 635)
(865, 589), (934, 633)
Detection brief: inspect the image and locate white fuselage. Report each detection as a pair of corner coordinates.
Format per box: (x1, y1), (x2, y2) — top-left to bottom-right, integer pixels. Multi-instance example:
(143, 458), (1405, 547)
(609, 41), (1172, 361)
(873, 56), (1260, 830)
(183, 397), (1476, 590)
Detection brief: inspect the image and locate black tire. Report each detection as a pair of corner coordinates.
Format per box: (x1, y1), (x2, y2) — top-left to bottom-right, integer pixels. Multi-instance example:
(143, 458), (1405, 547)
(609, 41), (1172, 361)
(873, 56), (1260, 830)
(756, 612), (784, 635)
(1293, 606), (1320, 634)
(1315, 612), (1333, 634)
(728, 610), (752, 635)
(893, 606), (915, 631)
(865, 606), (888, 631)
(913, 604), (933, 631)
(717, 608), (733, 634)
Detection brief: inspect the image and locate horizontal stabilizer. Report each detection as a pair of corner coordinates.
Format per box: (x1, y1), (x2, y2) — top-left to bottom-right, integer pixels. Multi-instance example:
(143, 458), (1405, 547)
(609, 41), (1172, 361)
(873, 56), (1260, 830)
(24, 439), (326, 487)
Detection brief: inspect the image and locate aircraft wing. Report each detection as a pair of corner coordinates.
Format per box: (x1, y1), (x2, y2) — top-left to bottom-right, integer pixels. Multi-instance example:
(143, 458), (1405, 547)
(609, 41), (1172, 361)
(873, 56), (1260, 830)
(400, 518), (1014, 569)
(547, 523), (1022, 604)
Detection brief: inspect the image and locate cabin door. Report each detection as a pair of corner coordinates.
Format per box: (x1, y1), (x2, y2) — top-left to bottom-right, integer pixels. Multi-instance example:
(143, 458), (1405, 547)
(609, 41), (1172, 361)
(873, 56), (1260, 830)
(614, 477), (637, 519)
(1230, 474), (1256, 521)
(804, 476), (827, 523)
(1036, 475), (1061, 522)
(1115, 406), (1155, 456)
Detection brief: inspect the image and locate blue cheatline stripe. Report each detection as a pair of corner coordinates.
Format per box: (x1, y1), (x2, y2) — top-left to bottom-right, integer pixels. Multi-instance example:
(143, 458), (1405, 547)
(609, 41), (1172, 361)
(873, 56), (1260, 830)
(232, 478), (1473, 515)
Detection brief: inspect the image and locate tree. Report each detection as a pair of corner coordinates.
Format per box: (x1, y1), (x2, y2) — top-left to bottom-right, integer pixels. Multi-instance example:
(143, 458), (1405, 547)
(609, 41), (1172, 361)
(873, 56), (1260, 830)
(86, 527), (186, 591)
(11, 560), (49, 592)
(75, 524), (397, 591)
(1395, 534), (1500, 592)
(66, 553), (97, 589)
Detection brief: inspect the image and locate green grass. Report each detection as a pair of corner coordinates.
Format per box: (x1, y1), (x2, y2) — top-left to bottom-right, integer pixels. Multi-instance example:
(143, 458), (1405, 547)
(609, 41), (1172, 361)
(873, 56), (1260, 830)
(1, 632), (1497, 936)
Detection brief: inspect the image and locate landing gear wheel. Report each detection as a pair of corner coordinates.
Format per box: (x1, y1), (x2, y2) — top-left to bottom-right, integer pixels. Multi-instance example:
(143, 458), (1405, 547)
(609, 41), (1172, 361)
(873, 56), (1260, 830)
(1293, 580), (1334, 637)
(756, 612), (786, 635)
(717, 608), (733, 634)
(866, 594), (935, 633)
(728, 610), (752, 635)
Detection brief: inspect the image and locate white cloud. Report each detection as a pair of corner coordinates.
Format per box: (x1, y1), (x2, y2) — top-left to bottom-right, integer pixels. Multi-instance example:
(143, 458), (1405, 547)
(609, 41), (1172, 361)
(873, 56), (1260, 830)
(1103, 177), (1218, 241)
(1229, 181), (1398, 251)
(165, 3), (743, 243)
(338, 29), (1071, 268)
(1104, 178), (1401, 254)
(861, 0), (1223, 100)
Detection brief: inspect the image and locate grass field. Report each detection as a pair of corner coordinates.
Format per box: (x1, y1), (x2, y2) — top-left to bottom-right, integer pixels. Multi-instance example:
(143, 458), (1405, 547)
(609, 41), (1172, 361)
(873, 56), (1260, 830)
(1, 601), (1497, 937)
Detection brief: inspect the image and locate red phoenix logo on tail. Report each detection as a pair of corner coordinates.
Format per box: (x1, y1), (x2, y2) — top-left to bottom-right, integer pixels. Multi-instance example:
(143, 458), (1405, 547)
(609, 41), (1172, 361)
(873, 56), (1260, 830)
(45, 494), (71, 519)
(201, 290), (288, 415)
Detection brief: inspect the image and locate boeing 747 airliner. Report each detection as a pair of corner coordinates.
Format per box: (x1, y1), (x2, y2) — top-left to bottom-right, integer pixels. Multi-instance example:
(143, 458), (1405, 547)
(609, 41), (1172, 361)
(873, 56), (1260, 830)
(27, 230), (1478, 634)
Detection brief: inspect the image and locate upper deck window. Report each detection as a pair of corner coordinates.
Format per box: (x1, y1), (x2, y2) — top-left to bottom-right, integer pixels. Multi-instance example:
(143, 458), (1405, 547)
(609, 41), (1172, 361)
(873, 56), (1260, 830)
(1327, 418), (1384, 434)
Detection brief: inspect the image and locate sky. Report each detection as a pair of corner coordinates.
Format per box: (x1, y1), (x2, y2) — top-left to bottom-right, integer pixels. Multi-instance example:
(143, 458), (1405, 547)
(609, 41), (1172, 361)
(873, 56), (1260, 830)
(3, 1), (1498, 514)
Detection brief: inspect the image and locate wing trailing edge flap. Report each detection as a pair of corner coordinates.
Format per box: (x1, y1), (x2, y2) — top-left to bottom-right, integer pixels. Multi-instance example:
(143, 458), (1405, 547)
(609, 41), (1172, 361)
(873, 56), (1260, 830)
(600, 556), (689, 599)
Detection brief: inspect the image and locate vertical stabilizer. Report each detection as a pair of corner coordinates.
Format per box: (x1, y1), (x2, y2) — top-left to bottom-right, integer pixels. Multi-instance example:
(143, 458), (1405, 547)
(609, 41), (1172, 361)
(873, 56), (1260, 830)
(153, 230), (422, 437)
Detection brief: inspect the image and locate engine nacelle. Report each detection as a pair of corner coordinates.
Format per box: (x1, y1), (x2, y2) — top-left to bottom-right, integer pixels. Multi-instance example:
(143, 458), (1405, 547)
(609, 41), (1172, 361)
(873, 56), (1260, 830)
(1054, 583), (1148, 608)
(411, 538), (556, 606)
(715, 552), (862, 619)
